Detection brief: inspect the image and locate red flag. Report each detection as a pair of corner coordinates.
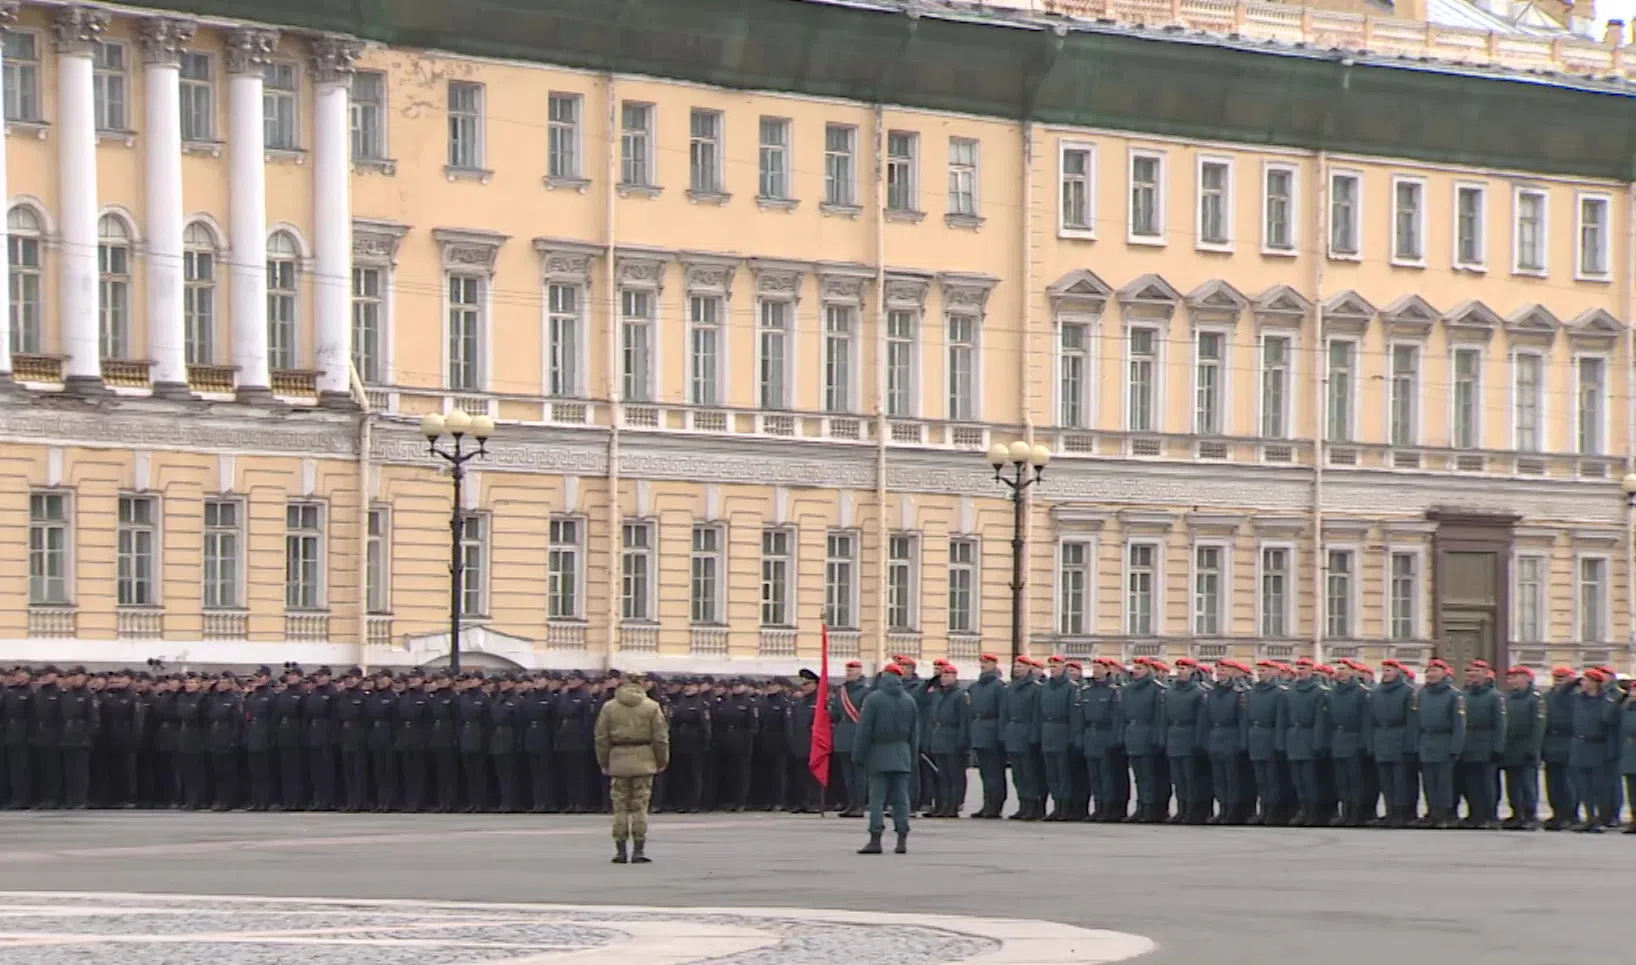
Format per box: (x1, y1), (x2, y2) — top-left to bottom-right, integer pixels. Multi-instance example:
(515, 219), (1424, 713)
(808, 624), (834, 792)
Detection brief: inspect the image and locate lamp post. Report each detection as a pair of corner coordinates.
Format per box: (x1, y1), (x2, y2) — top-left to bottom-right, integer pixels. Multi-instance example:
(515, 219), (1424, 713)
(1622, 473), (1636, 674)
(989, 440), (1052, 664)
(421, 409), (494, 674)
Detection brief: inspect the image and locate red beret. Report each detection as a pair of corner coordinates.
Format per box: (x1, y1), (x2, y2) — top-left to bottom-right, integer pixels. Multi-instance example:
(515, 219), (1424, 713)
(1427, 659), (1451, 671)
(1047, 655), (1066, 665)
(883, 663), (905, 676)
(1295, 657), (1316, 667)
(1066, 660), (1083, 670)
(1403, 668), (1417, 680)
(940, 663), (959, 675)
(979, 653), (1000, 663)
(1275, 663), (1293, 673)
(1597, 665), (1616, 676)
(1358, 665), (1374, 676)
(1175, 657), (1198, 668)
(1550, 665), (1575, 677)
(1147, 660), (1170, 673)
(893, 655), (917, 665)
(1584, 668), (1607, 683)
(1255, 659), (1277, 668)
(845, 661), (863, 669)
(1316, 665), (1335, 675)
(932, 658), (949, 666)
(1093, 656), (1117, 666)
(1381, 659), (1402, 669)
(1506, 666), (1534, 678)
(1133, 656), (1151, 666)
(1467, 659), (1490, 670)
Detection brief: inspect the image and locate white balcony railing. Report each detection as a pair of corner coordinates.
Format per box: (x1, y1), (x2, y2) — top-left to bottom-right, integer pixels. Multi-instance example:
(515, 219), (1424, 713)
(827, 629), (861, 659)
(366, 616), (394, 648)
(948, 633), (982, 662)
(620, 624), (659, 652)
(546, 622), (588, 650)
(690, 626), (729, 655)
(284, 612), (330, 642)
(202, 610), (248, 640)
(885, 632), (923, 660)
(758, 628), (798, 657)
(116, 609), (163, 640)
(26, 607), (77, 639)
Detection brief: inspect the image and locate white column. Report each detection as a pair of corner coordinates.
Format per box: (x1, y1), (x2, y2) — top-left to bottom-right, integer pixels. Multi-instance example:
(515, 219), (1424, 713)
(226, 27), (277, 402)
(53, 6), (109, 395)
(310, 37), (360, 407)
(0, 2), (19, 385)
(139, 17), (195, 399)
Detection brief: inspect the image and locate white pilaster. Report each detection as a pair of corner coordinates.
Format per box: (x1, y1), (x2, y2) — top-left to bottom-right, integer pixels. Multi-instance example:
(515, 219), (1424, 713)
(139, 17), (196, 399)
(0, 2), (19, 384)
(310, 36), (360, 407)
(53, 6), (109, 395)
(226, 27), (277, 403)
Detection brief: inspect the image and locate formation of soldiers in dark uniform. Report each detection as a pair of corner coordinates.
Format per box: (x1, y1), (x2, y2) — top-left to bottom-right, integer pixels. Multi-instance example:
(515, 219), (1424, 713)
(4, 653), (1635, 835)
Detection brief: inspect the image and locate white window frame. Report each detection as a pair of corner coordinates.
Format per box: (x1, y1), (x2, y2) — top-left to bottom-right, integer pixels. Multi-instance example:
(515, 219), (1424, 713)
(365, 505), (390, 615)
(822, 303), (858, 414)
(1574, 352), (1608, 456)
(1192, 327), (1228, 436)
(352, 264), (387, 385)
(886, 130), (919, 213)
(1127, 148), (1166, 245)
(823, 530), (858, 630)
(1327, 168), (1362, 260)
(761, 526), (796, 628)
(1450, 345), (1482, 450)
(445, 271), (486, 391)
(945, 311), (980, 422)
(1386, 546), (1425, 641)
(1124, 323), (1163, 433)
(264, 61), (300, 151)
(886, 532), (920, 632)
(1512, 552), (1547, 644)
(619, 101), (655, 188)
(547, 515), (586, 621)
(28, 490), (73, 607)
(1055, 314), (1098, 429)
(885, 307), (920, 418)
(349, 69), (386, 161)
(446, 80), (484, 171)
(545, 282), (584, 398)
(823, 123), (856, 207)
(1387, 341), (1422, 448)
(458, 511), (490, 619)
(619, 518), (656, 624)
(688, 108), (725, 196)
(1390, 174), (1427, 267)
(1324, 337), (1358, 443)
(547, 91), (583, 181)
(1452, 181), (1487, 271)
(758, 115), (792, 200)
(1261, 160), (1297, 256)
(1575, 191), (1612, 282)
(202, 497), (244, 611)
(947, 136), (980, 217)
(1124, 540), (1161, 636)
(619, 287), (656, 403)
(3, 30), (41, 123)
(947, 536), (978, 634)
(1575, 553), (1610, 643)
(284, 501), (327, 612)
(116, 493), (160, 608)
(1056, 538), (1096, 636)
(92, 40), (128, 133)
(686, 292), (724, 408)
(1512, 186), (1549, 276)
(179, 51), (215, 144)
(757, 298), (793, 411)
(1190, 540), (1228, 637)
(1258, 331), (1294, 441)
(1323, 545), (1357, 640)
(1058, 139), (1096, 239)
(183, 220), (218, 365)
(1257, 542), (1293, 639)
(1195, 154), (1233, 251)
(1510, 349), (1546, 453)
(689, 523), (726, 626)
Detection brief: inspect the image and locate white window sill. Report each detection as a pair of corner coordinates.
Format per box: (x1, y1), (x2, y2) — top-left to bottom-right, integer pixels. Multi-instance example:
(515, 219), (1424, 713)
(1327, 250), (1362, 262)
(1574, 272), (1612, 284)
(1452, 262), (1487, 274)
(1389, 256), (1426, 269)
(1196, 240), (1233, 254)
(1260, 245), (1297, 258)
(1058, 226), (1096, 241)
(1127, 234), (1165, 247)
(617, 182), (662, 199)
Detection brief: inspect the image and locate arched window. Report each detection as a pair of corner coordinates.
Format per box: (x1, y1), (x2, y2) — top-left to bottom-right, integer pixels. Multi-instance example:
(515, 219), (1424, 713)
(97, 214), (131, 359)
(7, 206), (42, 355)
(183, 222), (216, 364)
(266, 230), (298, 370)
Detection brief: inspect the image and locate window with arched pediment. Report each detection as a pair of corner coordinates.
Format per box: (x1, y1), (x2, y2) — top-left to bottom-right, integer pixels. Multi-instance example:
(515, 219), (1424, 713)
(183, 222), (217, 365)
(97, 214), (132, 359)
(267, 230), (300, 370)
(8, 206), (44, 355)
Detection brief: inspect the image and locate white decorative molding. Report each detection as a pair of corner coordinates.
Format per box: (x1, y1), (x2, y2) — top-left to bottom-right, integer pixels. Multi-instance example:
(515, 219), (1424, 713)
(1380, 294), (1438, 340)
(897, 493), (913, 531)
(1118, 509), (1176, 532)
(1050, 505), (1111, 530)
(817, 262), (871, 305)
(1566, 306), (1623, 348)
(131, 450), (151, 493)
(1117, 273), (1181, 321)
(1322, 517), (1372, 536)
(534, 236), (605, 285)
(773, 485), (790, 525)
(309, 35), (363, 85)
(353, 218), (410, 267)
(1184, 279), (1246, 325)
(463, 471), (481, 510)
(1442, 299), (1502, 343)
(958, 494), (975, 534)
(563, 475), (581, 514)
(52, 5), (110, 56)
(635, 478), (652, 518)
(1321, 290), (1376, 335)
(704, 483), (721, 521)
(46, 447), (63, 487)
(432, 227), (509, 276)
(883, 270), (933, 310)
(1571, 527), (1621, 546)
(137, 16), (196, 66)
(224, 26), (278, 74)
(300, 459), (317, 496)
(749, 257), (808, 300)
(1184, 511), (1245, 532)
(614, 246), (671, 292)
(681, 251), (739, 296)
(938, 271), (999, 314)
(0, 407), (359, 458)
(217, 454), (236, 494)
(838, 489), (855, 529)
(1505, 304), (1560, 346)
(1252, 284), (1311, 328)
(1382, 519), (1438, 536)
(1047, 268), (1112, 316)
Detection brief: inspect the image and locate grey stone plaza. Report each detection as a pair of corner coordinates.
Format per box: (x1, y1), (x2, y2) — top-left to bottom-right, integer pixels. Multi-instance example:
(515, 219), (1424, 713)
(0, 806), (1622, 965)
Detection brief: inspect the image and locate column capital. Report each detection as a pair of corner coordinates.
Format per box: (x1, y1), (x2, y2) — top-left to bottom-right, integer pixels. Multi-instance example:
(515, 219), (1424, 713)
(310, 35), (363, 84)
(138, 17), (198, 67)
(52, 5), (111, 56)
(0, 3), (22, 29)
(225, 26), (279, 74)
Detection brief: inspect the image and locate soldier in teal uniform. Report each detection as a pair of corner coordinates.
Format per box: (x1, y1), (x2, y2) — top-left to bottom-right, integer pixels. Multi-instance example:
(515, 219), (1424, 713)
(1161, 657), (1208, 824)
(1203, 660), (1249, 824)
(1119, 657), (1167, 823)
(1501, 665), (1545, 830)
(1078, 657), (1124, 822)
(827, 661), (871, 818)
(853, 663), (920, 855)
(925, 662), (969, 817)
(893, 656), (930, 812)
(1594, 665), (1624, 827)
(1458, 660), (1506, 829)
(1413, 659), (1466, 829)
(965, 654), (1007, 819)
(1245, 660), (1286, 825)
(1064, 661), (1090, 820)
(1038, 656), (1077, 821)
(1368, 659), (1417, 828)
(1002, 656), (1044, 821)
(1278, 658), (1331, 826)
(1569, 667), (1620, 833)
(1541, 666), (1581, 829)
(1326, 660), (1372, 827)
(1618, 678), (1636, 833)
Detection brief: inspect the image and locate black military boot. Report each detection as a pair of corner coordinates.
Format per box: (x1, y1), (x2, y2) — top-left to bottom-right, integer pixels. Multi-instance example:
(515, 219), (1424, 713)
(631, 840), (651, 864)
(858, 832), (883, 854)
(894, 831), (908, 854)
(612, 840), (628, 864)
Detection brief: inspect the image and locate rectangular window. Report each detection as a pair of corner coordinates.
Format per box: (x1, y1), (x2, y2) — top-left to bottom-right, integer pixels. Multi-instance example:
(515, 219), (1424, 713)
(284, 502), (324, 611)
(1325, 549), (1352, 639)
(689, 108), (723, 194)
(92, 41), (127, 131)
(1577, 194), (1610, 278)
(824, 124), (856, 206)
(1193, 544), (1222, 637)
(1389, 551), (1417, 641)
(459, 513), (487, 617)
(761, 528), (794, 627)
(1455, 184), (1485, 268)
(886, 131), (918, 212)
(1513, 352), (1542, 452)
(1263, 164), (1294, 251)
(447, 81), (483, 169)
(620, 521), (653, 622)
(824, 304), (854, 413)
(1392, 177), (1425, 263)
(1194, 330), (1223, 435)
(824, 532), (856, 628)
(446, 274), (483, 390)
(946, 313), (977, 421)
(183, 227), (214, 364)
(887, 533), (918, 631)
(1058, 541), (1090, 635)
(349, 70), (384, 160)
(548, 517), (581, 619)
(1126, 542), (1157, 636)
(1514, 555), (1543, 643)
(202, 499), (241, 610)
(1260, 546), (1288, 638)
(689, 294), (722, 407)
(619, 102), (653, 187)
(1127, 326), (1157, 432)
(351, 267), (383, 384)
(99, 223), (131, 360)
(948, 537), (976, 633)
(1389, 344), (1419, 447)
(1059, 321), (1090, 427)
(179, 52), (214, 142)
(886, 309), (917, 417)
(1060, 143), (1094, 232)
(758, 300), (790, 410)
(365, 507), (389, 614)
(1329, 171), (1360, 256)
(547, 92), (581, 180)
(266, 241), (297, 371)
(115, 495), (157, 608)
(3, 32), (39, 122)
(1579, 557), (1608, 642)
(546, 283), (580, 397)
(1515, 188), (1547, 273)
(758, 116), (791, 199)
(263, 61), (298, 150)
(1129, 152), (1163, 239)
(1577, 356), (1605, 455)
(1261, 335), (1290, 439)
(1452, 347), (1481, 449)
(689, 524), (723, 625)
(1197, 158), (1230, 246)
(948, 137), (978, 217)
(1326, 339), (1354, 442)
(620, 288), (653, 403)
(28, 491), (70, 606)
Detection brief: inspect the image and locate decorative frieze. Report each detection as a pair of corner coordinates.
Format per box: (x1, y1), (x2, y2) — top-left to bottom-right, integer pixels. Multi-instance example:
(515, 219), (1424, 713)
(0, 405), (357, 457)
(310, 36), (364, 84)
(137, 17), (196, 66)
(52, 5), (109, 55)
(225, 27), (279, 74)
(1442, 299), (1502, 343)
(1047, 268), (1112, 318)
(818, 264), (871, 306)
(1117, 273), (1180, 321)
(939, 271), (999, 314)
(614, 246), (671, 292)
(749, 258), (808, 300)
(883, 271), (933, 310)
(1380, 294), (1438, 340)
(432, 227), (509, 276)
(353, 218), (409, 266)
(1322, 290), (1375, 335)
(1566, 307), (1623, 349)
(534, 237), (605, 285)
(1184, 279), (1245, 325)
(1252, 284), (1310, 328)
(682, 252), (739, 296)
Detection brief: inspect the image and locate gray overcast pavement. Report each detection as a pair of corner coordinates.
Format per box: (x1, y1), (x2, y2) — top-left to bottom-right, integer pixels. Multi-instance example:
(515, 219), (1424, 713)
(0, 807), (1622, 965)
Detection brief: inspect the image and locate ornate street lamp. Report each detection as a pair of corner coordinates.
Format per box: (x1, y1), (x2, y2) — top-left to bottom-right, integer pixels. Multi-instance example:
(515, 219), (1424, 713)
(421, 409), (494, 674)
(988, 440), (1052, 663)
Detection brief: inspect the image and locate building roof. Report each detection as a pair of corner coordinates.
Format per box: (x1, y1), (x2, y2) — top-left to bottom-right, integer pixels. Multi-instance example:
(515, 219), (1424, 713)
(1424, 0), (1563, 35)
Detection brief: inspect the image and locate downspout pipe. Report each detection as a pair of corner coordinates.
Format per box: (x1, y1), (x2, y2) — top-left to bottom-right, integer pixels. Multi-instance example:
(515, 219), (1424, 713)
(604, 71), (621, 672)
(1312, 151), (1328, 667)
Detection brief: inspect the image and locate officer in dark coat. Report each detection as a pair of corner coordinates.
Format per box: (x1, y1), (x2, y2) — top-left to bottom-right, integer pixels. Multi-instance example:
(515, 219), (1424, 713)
(365, 670), (399, 811)
(1367, 660), (1416, 827)
(1278, 658), (1330, 826)
(1203, 660), (1249, 824)
(853, 662), (920, 855)
(427, 673), (459, 812)
(965, 654), (1007, 819)
(925, 662), (970, 818)
(1161, 658), (1207, 824)
(489, 676), (524, 812)
(1002, 656), (1044, 821)
(2, 669), (32, 808)
(787, 669), (822, 812)
(1569, 668), (1620, 833)
(29, 668), (63, 808)
(1037, 655), (1077, 821)
(242, 668), (278, 810)
(553, 672), (594, 812)
(57, 668), (98, 809)
(712, 679), (759, 812)
(272, 670), (306, 810)
(149, 676), (181, 807)
(395, 671), (431, 812)
(1326, 660), (1372, 827)
(666, 678), (710, 813)
(753, 679), (791, 810)
(204, 674), (243, 810)
(1119, 658), (1167, 823)
(520, 674), (556, 812)
(1413, 659), (1466, 829)
(303, 668), (339, 811)
(1244, 660), (1286, 825)
(171, 674), (209, 810)
(456, 675), (491, 811)
(1541, 666), (1581, 829)
(98, 670), (142, 808)
(336, 670), (370, 812)
(828, 662), (870, 817)
(1501, 665), (1545, 829)
(1458, 660), (1506, 829)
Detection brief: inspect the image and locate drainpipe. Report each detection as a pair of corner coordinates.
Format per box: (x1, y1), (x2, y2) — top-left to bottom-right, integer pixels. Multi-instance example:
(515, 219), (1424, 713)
(873, 102), (889, 672)
(351, 363), (372, 670)
(1624, 183), (1635, 672)
(604, 71), (621, 672)
(1312, 151), (1328, 667)
(1019, 120), (1036, 658)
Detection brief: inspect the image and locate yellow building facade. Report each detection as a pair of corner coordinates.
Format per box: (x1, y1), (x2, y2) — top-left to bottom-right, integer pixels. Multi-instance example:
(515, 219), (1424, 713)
(3, 0), (1634, 673)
